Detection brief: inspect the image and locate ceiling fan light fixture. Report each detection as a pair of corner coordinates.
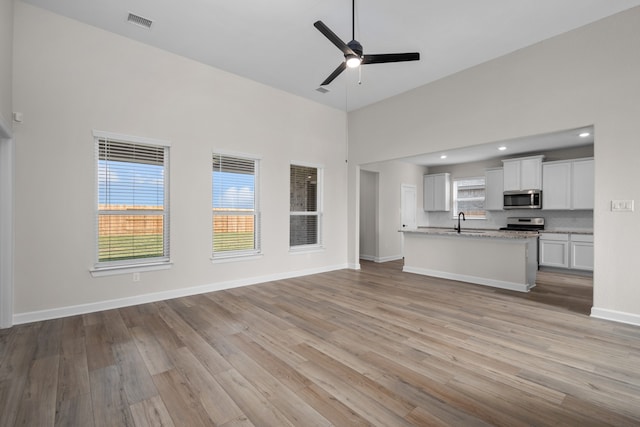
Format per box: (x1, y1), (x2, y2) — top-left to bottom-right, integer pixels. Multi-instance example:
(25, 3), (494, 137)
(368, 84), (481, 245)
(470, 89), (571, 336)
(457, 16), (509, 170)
(346, 54), (362, 68)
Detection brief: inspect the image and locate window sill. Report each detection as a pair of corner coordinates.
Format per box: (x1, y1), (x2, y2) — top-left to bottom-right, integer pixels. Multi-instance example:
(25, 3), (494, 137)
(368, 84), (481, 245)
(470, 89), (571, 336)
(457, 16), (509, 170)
(211, 253), (263, 264)
(289, 245), (325, 255)
(90, 261), (172, 277)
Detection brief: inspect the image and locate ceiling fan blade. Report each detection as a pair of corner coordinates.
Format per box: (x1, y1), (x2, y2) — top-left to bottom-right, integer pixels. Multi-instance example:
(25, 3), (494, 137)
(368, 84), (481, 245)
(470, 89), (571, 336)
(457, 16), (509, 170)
(314, 20), (356, 56)
(362, 52), (420, 64)
(320, 62), (347, 86)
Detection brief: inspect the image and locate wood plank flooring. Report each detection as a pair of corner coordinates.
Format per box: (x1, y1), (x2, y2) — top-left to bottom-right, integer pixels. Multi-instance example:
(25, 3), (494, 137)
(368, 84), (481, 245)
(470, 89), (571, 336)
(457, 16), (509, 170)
(2, 260), (640, 426)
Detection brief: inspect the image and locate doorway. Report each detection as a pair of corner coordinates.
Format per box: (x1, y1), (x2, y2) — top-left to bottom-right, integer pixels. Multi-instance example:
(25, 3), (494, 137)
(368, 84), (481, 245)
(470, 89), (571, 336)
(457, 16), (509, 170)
(359, 170), (378, 262)
(0, 117), (13, 328)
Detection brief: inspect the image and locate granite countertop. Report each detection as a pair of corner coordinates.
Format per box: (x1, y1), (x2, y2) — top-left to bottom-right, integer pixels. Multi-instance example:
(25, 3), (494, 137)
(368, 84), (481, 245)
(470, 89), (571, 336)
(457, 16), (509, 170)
(400, 227), (539, 239)
(539, 229), (594, 235)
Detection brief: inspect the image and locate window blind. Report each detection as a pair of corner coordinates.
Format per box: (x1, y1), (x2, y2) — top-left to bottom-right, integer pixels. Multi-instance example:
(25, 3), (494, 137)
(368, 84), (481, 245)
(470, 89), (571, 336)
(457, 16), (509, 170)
(290, 165), (321, 247)
(212, 153), (259, 257)
(97, 138), (169, 265)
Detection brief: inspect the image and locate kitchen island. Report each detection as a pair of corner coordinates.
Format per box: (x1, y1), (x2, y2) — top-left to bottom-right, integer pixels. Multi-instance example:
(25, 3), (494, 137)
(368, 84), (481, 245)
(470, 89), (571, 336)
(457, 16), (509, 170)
(401, 228), (539, 292)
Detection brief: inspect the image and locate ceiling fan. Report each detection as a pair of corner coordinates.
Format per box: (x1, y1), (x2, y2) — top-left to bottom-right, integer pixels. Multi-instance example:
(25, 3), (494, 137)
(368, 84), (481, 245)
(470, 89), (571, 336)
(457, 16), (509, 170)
(314, 0), (420, 86)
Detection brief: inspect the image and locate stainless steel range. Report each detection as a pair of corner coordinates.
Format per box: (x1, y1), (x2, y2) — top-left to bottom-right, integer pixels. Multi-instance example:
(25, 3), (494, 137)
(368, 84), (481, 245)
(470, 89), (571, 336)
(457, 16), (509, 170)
(500, 217), (545, 266)
(500, 217), (545, 232)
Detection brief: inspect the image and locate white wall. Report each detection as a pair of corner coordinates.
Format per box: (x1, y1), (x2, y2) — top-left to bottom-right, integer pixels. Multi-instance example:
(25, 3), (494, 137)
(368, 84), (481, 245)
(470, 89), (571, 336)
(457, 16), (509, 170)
(348, 7), (640, 323)
(0, 0), (12, 126)
(12, 3), (348, 319)
(360, 160), (427, 262)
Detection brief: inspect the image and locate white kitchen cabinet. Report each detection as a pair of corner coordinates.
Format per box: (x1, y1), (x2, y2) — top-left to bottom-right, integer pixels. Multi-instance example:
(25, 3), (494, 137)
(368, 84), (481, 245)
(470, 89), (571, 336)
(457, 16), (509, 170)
(542, 158), (594, 210)
(502, 155), (543, 191)
(570, 234), (594, 271)
(542, 161), (571, 209)
(571, 159), (594, 210)
(540, 232), (594, 271)
(539, 233), (569, 268)
(423, 173), (450, 211)
(484, 168), (504, 210)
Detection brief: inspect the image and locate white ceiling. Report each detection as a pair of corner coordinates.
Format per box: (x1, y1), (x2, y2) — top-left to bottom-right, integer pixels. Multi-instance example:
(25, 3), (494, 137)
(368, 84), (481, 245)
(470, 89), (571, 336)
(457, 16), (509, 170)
(20, 0), (640, 112)
(399, 126), (594, 167)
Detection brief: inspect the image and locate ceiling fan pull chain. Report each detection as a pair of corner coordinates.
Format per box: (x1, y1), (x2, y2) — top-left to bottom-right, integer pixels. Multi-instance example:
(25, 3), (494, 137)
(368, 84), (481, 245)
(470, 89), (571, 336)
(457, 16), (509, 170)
(358, 65), (362, 85)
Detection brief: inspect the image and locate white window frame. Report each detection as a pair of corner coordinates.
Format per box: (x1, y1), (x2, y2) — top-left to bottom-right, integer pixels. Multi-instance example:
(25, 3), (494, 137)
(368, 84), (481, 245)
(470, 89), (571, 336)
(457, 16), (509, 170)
(212, 151), (261, 261)
(289, 162), (323, 252)
(91, 130), (171, 276)
(452, 176), (486, 220)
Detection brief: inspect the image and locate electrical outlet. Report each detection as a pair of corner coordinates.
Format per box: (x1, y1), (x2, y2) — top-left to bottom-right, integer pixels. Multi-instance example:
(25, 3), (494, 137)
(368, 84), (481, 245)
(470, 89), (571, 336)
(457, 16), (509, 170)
(133, 272), (140, 282)
(611, 200), (634, 212)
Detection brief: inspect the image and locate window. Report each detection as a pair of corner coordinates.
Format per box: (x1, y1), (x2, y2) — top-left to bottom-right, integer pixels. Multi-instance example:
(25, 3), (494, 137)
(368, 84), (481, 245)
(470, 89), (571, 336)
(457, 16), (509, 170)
(290, 164), (322, 248)
(452, 177), (486, 219)
(95, 132), (170, 269)
(212, 153), (260, 258)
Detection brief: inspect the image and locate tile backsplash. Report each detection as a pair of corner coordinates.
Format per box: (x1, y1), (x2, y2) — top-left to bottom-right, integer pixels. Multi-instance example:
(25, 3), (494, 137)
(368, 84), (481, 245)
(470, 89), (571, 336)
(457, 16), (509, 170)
(425, 209), (593, 232)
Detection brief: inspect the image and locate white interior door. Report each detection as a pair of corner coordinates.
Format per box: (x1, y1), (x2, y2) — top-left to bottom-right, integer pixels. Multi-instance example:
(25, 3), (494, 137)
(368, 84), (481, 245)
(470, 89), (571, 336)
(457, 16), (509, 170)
(401, 184), (417, 230)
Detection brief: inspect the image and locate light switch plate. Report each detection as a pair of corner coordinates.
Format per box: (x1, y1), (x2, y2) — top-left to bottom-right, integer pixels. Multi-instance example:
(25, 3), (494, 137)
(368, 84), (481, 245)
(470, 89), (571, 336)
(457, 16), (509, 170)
(611, 200), (634, 212)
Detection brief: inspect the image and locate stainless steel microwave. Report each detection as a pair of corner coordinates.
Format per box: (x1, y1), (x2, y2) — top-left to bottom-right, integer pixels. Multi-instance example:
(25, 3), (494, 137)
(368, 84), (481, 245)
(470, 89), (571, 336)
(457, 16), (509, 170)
(503, 190), (542, 209)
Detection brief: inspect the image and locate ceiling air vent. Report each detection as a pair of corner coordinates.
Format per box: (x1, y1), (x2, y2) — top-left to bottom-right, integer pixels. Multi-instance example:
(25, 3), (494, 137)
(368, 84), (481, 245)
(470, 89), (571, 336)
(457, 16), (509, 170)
(127, 13), (153, 29)
(315, 87), (330, 94)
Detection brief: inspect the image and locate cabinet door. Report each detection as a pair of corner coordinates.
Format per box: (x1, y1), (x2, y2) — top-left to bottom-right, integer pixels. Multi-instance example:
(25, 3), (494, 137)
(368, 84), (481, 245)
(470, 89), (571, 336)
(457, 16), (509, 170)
(520, 157), (542, 190)
(433, 174), (451, 211)
(571, 241), (594, 270)
(485, 169), (504, 210)
(423, 175), (435, 211)
(572, 159), (594, 210)
(539, 234), (569, 268)
(503, 161), (520, 191)
(542, 162), (571, 210)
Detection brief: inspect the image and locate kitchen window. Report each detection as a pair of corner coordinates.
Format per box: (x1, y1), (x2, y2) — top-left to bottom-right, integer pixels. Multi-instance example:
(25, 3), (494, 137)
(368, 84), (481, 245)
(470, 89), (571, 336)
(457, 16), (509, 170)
(452, 177), (486, 219)
(290, 164), (323, 249)
(212, 153), (260, 259)
(93, 131), (170, 274)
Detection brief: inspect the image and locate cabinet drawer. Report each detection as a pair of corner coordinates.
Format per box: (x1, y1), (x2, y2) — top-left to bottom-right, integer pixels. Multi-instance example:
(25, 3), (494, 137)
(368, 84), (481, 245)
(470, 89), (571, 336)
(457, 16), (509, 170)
(570, 234), (593, 243)
(539, 233), (569, 241)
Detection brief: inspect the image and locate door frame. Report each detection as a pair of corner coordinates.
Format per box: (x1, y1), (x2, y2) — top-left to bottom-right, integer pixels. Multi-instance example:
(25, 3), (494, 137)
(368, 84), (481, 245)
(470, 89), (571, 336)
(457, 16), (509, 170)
(0, 114), (14, 328)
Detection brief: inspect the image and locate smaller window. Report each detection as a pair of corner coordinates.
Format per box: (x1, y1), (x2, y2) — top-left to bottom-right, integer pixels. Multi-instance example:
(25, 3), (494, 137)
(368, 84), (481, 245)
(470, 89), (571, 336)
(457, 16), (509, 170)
(290, 164), (322, 249)
(452, 177), (486, 219)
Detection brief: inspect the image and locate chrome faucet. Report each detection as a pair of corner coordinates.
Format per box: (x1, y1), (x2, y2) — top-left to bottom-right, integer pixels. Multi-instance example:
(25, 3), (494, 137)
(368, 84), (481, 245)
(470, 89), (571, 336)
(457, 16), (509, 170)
(455, 211), (466, 233)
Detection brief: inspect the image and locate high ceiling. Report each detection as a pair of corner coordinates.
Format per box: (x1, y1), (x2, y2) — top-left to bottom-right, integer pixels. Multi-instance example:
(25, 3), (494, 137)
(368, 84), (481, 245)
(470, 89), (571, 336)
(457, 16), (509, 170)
(20, 0), (640, 111)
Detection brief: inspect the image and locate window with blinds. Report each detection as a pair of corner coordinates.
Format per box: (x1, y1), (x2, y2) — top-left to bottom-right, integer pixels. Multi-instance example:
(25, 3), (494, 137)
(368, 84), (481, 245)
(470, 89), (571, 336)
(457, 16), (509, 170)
(212, 153), (260, 257)
(290, 164), (322, 248)
(96, 135), (170, 267)
(452, 177), (486, 219)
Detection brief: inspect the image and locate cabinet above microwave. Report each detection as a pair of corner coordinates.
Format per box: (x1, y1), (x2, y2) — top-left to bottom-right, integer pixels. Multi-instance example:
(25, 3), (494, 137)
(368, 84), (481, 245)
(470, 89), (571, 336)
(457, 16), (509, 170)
(502, 155), (544, 191)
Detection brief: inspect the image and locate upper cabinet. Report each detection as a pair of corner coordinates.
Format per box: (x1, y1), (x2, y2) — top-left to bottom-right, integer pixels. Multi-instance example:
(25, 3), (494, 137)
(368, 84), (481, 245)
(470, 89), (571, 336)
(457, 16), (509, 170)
(502, 155), (544, 191)
(542, 158), (594, 210)
(424, 173), (450, 211)
(484, 168), (504, 211)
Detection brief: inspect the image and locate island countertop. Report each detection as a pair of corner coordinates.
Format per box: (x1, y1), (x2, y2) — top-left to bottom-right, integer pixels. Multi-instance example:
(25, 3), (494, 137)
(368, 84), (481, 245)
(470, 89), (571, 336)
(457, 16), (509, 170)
(399, 227), (539, 239)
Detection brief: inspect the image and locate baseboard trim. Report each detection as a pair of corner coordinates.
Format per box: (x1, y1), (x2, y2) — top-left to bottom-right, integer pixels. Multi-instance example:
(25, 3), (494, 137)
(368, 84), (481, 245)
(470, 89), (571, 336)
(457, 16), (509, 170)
(590, 307), (640, 327)
(13, 263), (349, 325)
(402, 266), (533, 293)
(359, 254), (403, 263)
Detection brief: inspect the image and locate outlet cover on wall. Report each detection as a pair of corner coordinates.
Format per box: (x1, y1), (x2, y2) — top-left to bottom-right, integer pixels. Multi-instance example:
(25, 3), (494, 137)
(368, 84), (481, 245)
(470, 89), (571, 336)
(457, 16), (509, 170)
(611, 200), (634, 212)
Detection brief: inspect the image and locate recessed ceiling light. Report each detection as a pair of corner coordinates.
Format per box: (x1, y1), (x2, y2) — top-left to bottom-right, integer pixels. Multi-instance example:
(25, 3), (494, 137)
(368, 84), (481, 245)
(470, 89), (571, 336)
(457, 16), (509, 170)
(440, 155), (447, 159)
(579, 132), (591, 138)
(498, 146), (507, 151)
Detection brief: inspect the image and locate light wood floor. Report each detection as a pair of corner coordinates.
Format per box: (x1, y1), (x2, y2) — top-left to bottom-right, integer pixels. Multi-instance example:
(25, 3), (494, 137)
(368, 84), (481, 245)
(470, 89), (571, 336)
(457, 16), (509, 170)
(2, 260), (639, 426)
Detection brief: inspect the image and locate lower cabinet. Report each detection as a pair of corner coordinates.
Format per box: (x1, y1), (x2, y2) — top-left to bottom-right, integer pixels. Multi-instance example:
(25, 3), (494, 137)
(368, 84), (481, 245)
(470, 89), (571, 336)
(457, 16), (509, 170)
(539, 233), (593, 271)
(570, 234), (594, 271)
(539, 233), (569, 268)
